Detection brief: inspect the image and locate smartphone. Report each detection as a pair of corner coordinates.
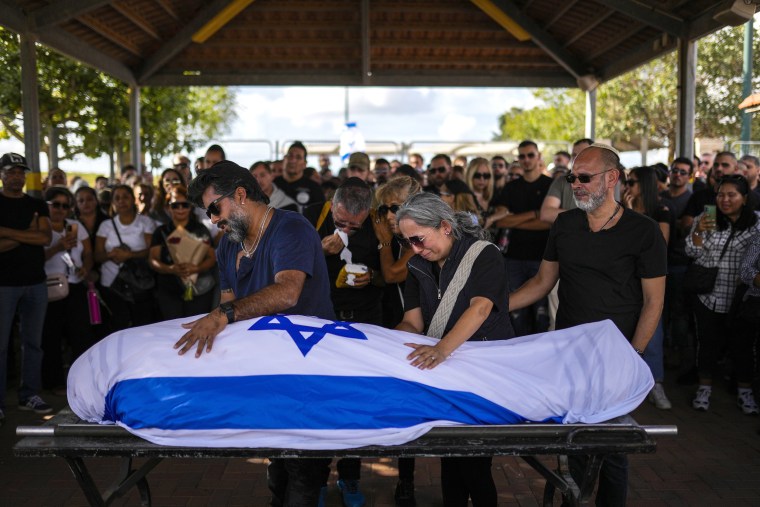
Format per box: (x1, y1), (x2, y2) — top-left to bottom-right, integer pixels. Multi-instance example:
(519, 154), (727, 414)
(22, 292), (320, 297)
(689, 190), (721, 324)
(704, 205), (716, 230)
(66, 222), (78, 237)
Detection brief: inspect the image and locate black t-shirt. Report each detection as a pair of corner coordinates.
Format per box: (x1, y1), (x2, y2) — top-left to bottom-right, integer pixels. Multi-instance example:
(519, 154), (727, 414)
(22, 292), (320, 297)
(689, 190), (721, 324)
(151, 220), (213, 294)
(659, 190), (691, 219)
(318, 212), (382, 313)
(684, 188), (716, 218)
(381, 237), (406, 328)
(543, 207), (668, 341)
(274, 176), (325, 225)
(0, 193), (50, 286)
(493, 175), (552, 260)
(659, 192), (691, 265)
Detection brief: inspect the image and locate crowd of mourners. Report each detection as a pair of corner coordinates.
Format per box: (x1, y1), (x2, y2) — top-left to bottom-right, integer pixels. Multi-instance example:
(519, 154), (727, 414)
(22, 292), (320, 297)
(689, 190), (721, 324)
(1, 138), (759, 507)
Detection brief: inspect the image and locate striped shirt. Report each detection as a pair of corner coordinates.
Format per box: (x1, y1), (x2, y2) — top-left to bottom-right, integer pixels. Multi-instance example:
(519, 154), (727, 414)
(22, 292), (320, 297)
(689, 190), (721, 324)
(685, 211), (760, 313)
(739, 234), (760, 299)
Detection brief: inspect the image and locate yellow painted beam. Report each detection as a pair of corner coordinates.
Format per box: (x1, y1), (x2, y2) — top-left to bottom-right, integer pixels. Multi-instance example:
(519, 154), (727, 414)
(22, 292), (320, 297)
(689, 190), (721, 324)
(192, 0), (256, 44)
(470, 0), (531, 42)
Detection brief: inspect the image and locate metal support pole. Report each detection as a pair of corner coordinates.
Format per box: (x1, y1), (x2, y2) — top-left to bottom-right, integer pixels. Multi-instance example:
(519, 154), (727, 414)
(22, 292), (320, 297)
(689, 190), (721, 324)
(740, 18), (754, 155)
(676, 37), (696, 160)
(585, 89), (596, 140)
(48, 124), (59, 170)
(129, 86), (141, 174)
(20, 34), (42, 197)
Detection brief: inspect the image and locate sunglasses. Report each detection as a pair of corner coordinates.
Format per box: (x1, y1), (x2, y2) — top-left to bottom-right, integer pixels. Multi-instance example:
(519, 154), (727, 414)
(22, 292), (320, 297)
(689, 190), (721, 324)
(625, 179), (639, 186)
(565, 168), (614, 184)
(473, 172), (491, 180)
(170, 201), (192, 210)
(398, 235), (426, 249)
(670, 169), (689, 176)
(378, 204), (401, 215)
(713, 162), (733, 169)
(333, 219), (363, 232)
(428, 166), (448, 174)
(205, 190), (236, 219)
(47, 201), (70, 210)
(164, 178), (182, 185)
(518, 153), (537, 160)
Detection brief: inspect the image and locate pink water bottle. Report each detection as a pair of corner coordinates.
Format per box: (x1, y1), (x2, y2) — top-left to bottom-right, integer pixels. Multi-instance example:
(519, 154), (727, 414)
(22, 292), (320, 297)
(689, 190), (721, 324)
(87, 282), (101, 325)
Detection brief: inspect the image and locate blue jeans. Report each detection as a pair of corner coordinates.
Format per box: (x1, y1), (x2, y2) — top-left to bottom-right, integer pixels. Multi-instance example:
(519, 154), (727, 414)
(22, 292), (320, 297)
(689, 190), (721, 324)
(642, 317), (665, 382)
(0, 283), (48, 409)
(507, 259), (548, 337)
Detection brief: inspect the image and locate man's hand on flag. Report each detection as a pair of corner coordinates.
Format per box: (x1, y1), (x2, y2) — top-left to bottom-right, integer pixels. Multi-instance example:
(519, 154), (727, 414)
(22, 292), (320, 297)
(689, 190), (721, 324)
(175, 310), (227, 358)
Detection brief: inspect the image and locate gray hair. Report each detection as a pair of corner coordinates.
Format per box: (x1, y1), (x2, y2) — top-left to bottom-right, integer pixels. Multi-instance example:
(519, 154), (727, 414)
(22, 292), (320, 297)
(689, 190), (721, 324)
(333, 182), (373, 216)
(396, 192), (487, 240)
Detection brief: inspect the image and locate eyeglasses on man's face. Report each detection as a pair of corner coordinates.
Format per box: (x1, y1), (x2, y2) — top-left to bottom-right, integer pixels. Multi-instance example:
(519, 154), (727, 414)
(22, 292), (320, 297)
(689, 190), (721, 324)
(205, 190), (236, 219)
(427, 166), (448, 175)
(565, 168), (614, 184)
(670, 168), (689, 176)
(517, 152), (537, 160)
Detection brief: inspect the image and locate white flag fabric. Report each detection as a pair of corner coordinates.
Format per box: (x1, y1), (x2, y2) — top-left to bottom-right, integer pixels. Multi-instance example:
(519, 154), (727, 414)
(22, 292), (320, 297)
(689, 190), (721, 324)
(68, 315), (653, 450)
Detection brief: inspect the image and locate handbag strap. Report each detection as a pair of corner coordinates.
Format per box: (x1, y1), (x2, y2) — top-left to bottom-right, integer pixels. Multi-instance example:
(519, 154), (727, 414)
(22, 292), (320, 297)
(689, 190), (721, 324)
(111, 217), (126, 248)
(426, 240), (495, 339)
(715, 228), (736, 265)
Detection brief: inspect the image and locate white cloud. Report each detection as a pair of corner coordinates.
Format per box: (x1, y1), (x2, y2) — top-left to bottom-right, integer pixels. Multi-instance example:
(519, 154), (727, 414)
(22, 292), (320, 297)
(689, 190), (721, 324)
(437, 114), (478, 140)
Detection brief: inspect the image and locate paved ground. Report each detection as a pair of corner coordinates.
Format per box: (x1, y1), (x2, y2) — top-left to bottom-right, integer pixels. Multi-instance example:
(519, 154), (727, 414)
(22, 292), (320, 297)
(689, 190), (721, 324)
(2, 374), (760, 506)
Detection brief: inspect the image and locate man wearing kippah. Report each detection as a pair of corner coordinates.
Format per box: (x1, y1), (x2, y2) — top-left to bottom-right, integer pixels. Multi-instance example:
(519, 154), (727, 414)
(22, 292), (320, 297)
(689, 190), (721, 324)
(509, 144), (667, 506)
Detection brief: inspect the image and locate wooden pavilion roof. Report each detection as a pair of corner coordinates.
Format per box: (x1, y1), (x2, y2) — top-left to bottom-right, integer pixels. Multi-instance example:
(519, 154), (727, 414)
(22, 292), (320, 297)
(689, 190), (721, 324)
(0, 0), (754, 89)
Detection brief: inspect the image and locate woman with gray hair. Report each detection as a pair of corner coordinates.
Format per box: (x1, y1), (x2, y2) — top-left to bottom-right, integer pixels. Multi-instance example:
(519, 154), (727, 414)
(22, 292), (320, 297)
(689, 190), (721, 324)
(395, 192), (513, 507)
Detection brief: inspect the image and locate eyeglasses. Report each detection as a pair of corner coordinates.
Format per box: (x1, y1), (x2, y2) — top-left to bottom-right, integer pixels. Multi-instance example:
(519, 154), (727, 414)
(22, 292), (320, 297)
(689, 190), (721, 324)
(624, 179), (639, 186)
(47, 201), (70, 210)
(428, 166), (448, 174)
(398, 235), (426, 249)
(565, 168), (614, 184)
(333, 219), (363, 232)
(170, 202), (192, 210)
(473, 173), (491, 180)
(517, 153), (537, 160)
(164, 178), (182, 186)
(205, 190), (236, 219)
(670, 169), (689, 176)
(377, 204), (401, 215)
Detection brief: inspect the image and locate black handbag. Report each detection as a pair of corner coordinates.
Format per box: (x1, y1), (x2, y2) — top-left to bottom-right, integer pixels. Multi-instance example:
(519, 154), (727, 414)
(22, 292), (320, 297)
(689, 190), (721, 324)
(109, 219), (155, 303)
(683, 229), (734, 295)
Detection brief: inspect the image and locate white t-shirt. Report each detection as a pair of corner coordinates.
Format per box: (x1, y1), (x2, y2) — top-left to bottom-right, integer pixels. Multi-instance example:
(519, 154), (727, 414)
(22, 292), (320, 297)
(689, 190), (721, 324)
(44, 219), (89, 284)
(96, 215), (157, 287)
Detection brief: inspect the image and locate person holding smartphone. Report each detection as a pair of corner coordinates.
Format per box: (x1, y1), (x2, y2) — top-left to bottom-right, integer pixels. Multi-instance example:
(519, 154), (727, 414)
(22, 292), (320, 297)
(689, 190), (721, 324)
(41, 187), (94, 393)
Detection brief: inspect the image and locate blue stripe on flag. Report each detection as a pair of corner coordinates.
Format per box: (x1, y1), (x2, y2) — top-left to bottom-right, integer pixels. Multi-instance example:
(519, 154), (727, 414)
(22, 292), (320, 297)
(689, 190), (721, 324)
(104, 375), (558, 430)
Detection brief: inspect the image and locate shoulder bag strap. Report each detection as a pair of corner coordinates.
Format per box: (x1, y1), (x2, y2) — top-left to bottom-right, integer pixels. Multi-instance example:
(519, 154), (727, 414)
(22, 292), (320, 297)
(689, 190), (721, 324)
(111, 217), (126, 248)
(426, 240), (496, 339)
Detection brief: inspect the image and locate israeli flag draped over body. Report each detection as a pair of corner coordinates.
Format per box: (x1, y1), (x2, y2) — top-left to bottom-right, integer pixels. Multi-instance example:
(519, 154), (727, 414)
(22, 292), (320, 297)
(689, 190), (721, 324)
(68, 315), (653, 450)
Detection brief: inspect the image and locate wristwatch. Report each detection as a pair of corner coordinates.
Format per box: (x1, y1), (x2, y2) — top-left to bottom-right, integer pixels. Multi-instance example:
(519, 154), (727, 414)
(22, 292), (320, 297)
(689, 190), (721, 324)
(377, 242), (391, 250)
(219, 302), (235, 324)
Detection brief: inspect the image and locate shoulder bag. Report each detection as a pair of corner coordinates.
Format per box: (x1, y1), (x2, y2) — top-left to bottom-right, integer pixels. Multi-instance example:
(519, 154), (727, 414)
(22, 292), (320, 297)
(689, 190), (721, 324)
(46, 273), (69, 302)
(109, 218), (155, 303)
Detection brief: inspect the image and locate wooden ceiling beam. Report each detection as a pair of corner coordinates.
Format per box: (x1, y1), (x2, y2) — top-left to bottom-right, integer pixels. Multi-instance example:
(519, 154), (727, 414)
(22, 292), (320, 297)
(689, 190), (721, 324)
(156, 0), (180, 21)
(564, 9), (614, 47)
(543, 0), (577, 30)
(111, 1), (161, 41)
(361, 0), (370, 84)
(137, 0), (238, 82)
(587, 24), (643, 61)
(603, 0), (684, 37)
(32, 0), (111, 29)
(486, 0), (589, 79)
(78, 13), (143, 57)
(599, 34), (677, 82)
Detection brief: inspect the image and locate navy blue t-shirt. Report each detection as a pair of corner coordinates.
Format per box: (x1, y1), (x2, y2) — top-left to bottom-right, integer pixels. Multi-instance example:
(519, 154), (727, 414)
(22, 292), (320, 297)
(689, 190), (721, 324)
(216, 209), (334, 320)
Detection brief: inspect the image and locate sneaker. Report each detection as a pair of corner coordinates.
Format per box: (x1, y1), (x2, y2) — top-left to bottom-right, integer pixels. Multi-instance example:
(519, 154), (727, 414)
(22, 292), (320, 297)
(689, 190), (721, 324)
(337, 479), (366, 507)
(18, 395), (52, 414)
(648, 383), (672, 410)
(738, 390), (760, 415)
(692, 386), (711, 411)
(394, 479), (417, 507)
(317, 485), (327, 507)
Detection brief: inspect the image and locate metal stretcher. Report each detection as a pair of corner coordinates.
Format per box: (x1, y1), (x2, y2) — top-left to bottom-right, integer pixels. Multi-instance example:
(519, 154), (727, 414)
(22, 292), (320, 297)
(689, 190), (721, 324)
(15, 408), (676, 507)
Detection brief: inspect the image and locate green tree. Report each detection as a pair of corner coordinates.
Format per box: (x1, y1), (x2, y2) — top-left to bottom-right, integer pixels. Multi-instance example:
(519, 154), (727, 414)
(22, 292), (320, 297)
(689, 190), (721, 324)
(496, 89), (585, 142)
(0, 27), (237, 169)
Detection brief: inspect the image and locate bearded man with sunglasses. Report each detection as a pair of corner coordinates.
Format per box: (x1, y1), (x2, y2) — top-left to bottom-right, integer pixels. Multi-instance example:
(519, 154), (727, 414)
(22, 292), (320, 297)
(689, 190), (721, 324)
(509, 144), (666, 507)
(180, 161), (334, 506)
(423, 154), (453, 194)
(0, 153), (54, 423)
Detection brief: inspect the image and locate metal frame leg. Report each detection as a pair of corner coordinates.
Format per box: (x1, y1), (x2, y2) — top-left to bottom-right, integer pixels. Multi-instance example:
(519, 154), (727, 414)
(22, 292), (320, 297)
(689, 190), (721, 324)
(63, 456), (162, 506)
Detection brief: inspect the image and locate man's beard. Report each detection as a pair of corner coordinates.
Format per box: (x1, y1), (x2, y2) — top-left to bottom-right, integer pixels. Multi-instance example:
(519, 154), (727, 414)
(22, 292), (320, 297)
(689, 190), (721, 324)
(225, 208), (251, 243)
(573, 183), (606, 212)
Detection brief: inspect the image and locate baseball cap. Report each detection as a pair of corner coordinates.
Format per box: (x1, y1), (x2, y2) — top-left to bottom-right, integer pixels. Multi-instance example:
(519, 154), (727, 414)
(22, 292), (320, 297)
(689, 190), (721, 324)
(348, 152), (370, 172)
(1, 153), (31, 171)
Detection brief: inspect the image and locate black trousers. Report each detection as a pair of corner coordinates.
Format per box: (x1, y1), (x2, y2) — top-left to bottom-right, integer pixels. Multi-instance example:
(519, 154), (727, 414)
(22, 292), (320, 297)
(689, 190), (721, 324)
(268, 458), (331, 507)
(440, 457), (496, 507)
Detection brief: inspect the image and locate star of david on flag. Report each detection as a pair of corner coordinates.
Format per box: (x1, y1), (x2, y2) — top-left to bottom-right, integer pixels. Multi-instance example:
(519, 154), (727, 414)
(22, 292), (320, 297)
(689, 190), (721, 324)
(248, 315), (368, 356)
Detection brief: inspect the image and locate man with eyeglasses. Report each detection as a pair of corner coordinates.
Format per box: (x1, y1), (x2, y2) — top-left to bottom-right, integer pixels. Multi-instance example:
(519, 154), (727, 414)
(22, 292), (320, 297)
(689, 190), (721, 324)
(180, 161), (334, 506)
(491, 140), (552, 336)
(490, 155), (509, 194)
(317, 177), (384, 506)
(659, 157), (695, 381)
(509, 144), (667, 507)
(173, 155), (193, 184)
(423, 153), (452, 194)
(373, 158), (391, 186)
(0, 153), (54, 424)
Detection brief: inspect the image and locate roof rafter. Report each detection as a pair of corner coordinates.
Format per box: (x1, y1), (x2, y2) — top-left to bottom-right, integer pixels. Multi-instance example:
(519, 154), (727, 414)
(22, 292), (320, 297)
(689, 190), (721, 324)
(603, 0), (684, 37)
(78, 13), (143, 56)
(111, 1), (161, 40)
(136, 0), (239, 83)
(31, 0), (112, 29)
(485, 0), (589, 80)
(599, 33), (677, 82)
(361, 0), (370, 84)
(564, 9), (614, 47)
